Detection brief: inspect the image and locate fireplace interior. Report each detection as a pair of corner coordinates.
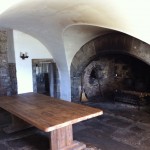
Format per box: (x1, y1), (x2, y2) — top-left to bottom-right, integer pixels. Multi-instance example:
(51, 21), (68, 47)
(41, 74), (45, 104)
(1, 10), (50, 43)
(82, 54), (150, 107)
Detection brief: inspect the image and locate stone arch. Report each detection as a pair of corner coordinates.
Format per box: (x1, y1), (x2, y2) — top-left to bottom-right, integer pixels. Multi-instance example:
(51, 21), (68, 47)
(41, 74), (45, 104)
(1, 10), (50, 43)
(70, 31), (150, 101)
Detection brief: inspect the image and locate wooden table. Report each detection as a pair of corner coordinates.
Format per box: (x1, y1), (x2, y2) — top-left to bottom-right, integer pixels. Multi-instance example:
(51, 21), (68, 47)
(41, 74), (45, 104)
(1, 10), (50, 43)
(0, 93), (103, 150)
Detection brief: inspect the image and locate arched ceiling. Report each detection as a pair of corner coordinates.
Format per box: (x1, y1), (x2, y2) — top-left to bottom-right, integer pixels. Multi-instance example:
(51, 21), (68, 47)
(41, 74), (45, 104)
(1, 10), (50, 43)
(63, 25), (112, 69)
(0, 0), (150, 70)
(0, 0), (149, 99)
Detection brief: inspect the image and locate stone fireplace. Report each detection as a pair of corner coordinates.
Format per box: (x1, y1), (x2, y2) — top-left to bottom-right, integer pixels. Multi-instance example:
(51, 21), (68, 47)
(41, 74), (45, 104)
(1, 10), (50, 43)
(71, 31), (150, 107)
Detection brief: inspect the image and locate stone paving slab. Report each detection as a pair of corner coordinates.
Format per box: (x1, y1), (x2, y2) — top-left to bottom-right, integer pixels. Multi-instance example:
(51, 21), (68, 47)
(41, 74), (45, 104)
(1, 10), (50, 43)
(74, 128), (137, 150)
(0, 143), (9, 150)
(140, 137), (150, 148)
(81, 119), (117, 137)
(129, 125), (145, 134)
(111, 129), (141, 147)
(104, 117), (132, 128)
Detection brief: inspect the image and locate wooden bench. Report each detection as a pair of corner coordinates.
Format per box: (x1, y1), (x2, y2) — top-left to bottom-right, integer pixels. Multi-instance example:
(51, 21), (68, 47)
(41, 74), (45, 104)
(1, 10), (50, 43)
(0, 93), (103, 150)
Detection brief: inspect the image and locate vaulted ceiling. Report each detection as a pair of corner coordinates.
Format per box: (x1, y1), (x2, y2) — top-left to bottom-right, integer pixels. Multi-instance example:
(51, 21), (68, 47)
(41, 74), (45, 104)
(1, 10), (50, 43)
(0, 0), (150, 99)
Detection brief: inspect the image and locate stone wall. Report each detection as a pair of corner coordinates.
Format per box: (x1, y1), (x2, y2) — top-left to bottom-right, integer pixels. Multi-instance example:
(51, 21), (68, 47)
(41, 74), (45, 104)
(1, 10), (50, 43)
(71, 32), (150, 101)
(0, 30), (17, 96)
(8, 63), (17, 95)
(0, 30), (11, 96)
(0, 30), (17, 126)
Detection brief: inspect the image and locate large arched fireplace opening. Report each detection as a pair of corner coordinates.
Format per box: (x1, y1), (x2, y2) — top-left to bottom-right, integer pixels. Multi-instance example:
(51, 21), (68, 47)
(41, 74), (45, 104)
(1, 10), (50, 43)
(71, 31), (150, 109)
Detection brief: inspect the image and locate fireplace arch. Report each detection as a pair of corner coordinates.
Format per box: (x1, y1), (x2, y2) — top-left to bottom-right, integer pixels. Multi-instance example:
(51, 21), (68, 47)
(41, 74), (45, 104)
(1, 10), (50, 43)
(70, 31), (150, 102)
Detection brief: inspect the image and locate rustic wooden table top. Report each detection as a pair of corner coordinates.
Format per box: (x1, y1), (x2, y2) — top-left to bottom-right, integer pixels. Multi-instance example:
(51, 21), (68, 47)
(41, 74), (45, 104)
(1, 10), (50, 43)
(0, 93), (103, 132)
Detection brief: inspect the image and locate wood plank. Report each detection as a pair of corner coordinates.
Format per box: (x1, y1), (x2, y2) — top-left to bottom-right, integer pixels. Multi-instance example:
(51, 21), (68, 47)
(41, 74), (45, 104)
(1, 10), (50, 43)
(0, 93), (103, 132)
(50, 125), (86, 150)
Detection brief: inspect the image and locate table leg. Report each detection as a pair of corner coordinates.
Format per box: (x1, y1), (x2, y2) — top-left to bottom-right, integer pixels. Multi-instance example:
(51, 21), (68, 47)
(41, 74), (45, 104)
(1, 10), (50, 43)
(3, 115), (32, 134)
(50, 125), (86, 150)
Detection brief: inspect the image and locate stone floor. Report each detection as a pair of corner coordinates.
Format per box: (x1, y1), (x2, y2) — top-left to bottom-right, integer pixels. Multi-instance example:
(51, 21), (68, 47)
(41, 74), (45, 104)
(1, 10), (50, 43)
(0, 101), (150, 150)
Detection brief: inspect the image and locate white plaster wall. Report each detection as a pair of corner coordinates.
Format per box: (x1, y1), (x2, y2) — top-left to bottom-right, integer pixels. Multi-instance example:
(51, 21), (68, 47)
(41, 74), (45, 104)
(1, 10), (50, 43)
(13, 30), (52, 94)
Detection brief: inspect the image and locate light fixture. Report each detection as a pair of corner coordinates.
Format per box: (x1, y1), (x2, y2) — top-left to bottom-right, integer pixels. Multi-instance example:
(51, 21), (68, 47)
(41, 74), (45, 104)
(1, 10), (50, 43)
(20, 52), (29, 59)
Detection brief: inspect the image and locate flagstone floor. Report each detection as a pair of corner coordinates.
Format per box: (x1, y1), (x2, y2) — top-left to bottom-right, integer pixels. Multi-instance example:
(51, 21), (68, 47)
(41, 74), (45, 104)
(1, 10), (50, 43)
(0, 101), (150, 150)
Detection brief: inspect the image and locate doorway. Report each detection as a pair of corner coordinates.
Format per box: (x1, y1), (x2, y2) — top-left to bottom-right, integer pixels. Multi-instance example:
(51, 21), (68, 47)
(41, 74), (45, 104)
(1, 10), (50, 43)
(32, 59), (60, 98)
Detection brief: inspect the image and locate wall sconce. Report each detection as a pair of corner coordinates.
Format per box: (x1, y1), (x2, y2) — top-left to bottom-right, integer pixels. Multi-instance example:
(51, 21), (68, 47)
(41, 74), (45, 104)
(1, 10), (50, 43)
(20, 52), (29, 60)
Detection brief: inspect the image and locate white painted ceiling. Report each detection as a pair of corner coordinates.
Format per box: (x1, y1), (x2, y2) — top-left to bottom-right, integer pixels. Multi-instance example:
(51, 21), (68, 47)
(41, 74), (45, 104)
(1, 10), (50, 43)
(0, 0), (150, 99)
